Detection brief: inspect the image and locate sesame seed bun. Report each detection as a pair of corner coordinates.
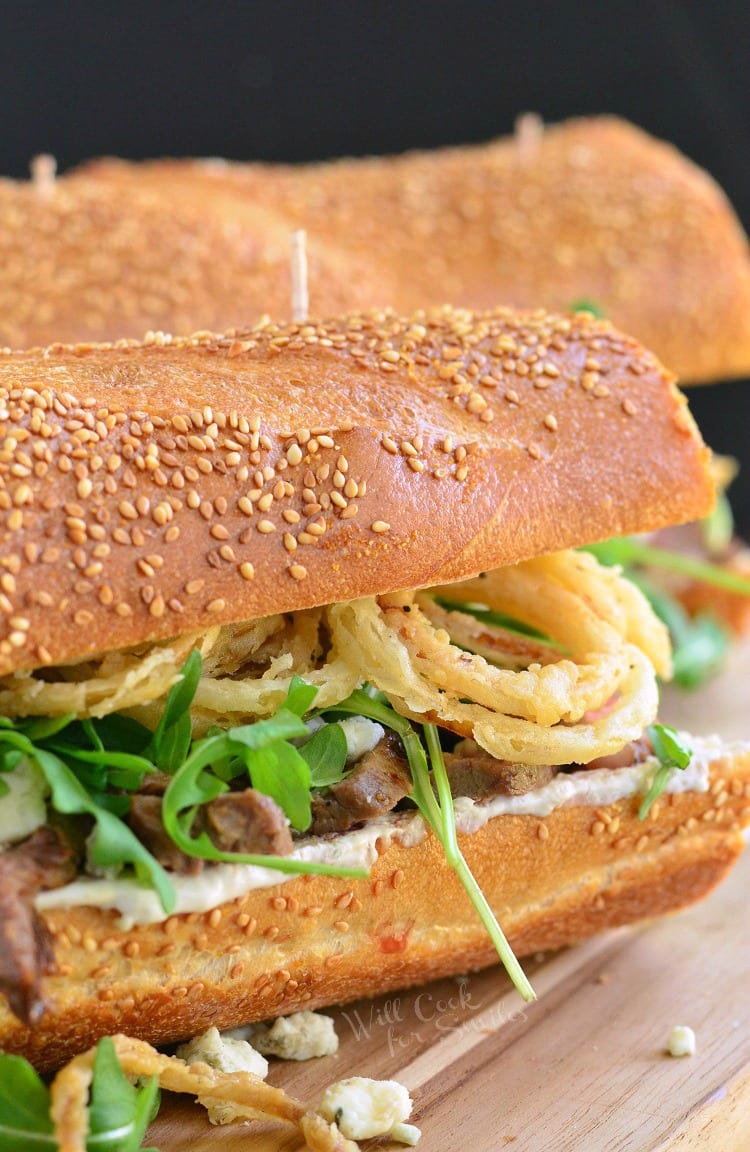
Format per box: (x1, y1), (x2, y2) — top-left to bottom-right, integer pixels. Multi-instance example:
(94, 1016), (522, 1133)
(3, 117), (749, 383)
(2, 745), (748, 1072)
(0, 306), (712, 676)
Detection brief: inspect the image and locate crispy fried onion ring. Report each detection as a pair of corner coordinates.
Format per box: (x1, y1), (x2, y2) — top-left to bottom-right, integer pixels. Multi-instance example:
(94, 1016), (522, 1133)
(0, 608), (357, 733)
(49, 1034), (358, 1152)
(328, 551), (668, 766)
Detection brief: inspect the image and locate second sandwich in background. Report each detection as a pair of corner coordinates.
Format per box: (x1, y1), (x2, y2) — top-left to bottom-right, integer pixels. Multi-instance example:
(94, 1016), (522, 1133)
(2, 116), (750, 384)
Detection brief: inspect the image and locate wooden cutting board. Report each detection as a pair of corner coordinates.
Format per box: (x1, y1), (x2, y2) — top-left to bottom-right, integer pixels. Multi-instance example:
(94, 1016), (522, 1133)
(146, 661), (750, 1152)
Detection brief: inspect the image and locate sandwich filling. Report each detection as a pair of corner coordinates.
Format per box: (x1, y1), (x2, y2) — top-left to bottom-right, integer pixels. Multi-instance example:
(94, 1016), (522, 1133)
(0, 548), (705, 1019)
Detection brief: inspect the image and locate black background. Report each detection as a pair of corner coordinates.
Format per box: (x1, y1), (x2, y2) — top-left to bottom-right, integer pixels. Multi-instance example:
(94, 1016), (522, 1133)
(1, 0), (749, 530)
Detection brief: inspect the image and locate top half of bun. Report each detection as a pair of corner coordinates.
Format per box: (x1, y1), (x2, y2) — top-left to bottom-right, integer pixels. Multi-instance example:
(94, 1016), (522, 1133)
(1, 117), (749, 383)
(0, 305), (713, 676)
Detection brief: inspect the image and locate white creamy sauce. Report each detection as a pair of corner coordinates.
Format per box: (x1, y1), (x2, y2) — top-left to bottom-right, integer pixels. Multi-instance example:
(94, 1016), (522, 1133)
(35, 734), (743, 927)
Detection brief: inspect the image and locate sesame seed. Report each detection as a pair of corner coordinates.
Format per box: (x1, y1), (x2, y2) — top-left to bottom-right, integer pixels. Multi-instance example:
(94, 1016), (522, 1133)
(287, 443), (303, 466)
(382, 436), (399, 455)
(257, 519), (275, 533)
(455, 464), (468, 481)
(289, 563), (308, 580)
(239, 562), (255, 581)
(371, 520), (391, 533)
(207, 598), (226, 614)
(543, 414), (558, 431)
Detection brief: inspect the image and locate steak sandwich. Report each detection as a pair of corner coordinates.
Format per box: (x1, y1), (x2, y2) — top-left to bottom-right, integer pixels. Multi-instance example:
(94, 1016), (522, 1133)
(0, 305), (748, 1073)
(3, 117), (750, 383)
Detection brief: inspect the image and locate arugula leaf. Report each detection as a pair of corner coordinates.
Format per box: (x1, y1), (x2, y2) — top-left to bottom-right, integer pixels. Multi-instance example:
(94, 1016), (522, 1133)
(570, 298), (605, 319)
(323, 691), (536, 1002)
(245, 739), (312, 831)
(284, 674), (320, 717)
(701, 490), (734, 558)
(300, 723), (350, 787)
(161, 701), (367, 879)
(629, 573), (729, 690)
(434, 597), (570, 655)
(147, 647), (201, 769)
(32, 747), (176, 914)
(0, 1054), (54, 1147)
(88, 1037), (160, 1151)
(583, 537), (750, 597)
(0, 1043), (160, 1152)
(20, 713), (76, 743)
(88, 714), (153, 755)
(639, 724), (692, 820)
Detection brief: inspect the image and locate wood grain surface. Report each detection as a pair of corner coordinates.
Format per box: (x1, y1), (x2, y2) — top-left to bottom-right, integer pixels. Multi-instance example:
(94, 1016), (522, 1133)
(145, 658), (750, 1152)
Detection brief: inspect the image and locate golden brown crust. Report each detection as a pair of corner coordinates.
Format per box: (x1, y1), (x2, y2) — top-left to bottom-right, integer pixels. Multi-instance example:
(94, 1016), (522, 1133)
(0, 306), (713, 675)
(2, 118), (749, 382)
(3, 748), (748, 1071)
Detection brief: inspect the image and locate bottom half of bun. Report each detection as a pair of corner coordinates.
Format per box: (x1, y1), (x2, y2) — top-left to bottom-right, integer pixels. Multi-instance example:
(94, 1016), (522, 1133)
(2, 747), (750, 1071)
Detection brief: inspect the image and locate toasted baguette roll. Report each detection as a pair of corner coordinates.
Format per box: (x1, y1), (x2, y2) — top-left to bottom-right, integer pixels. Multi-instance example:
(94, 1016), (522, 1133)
(3, 118), (750, 382)
(0, 307), (712, 675)
(2, 743), (748, 1072)
(0, 306), (735, 1075)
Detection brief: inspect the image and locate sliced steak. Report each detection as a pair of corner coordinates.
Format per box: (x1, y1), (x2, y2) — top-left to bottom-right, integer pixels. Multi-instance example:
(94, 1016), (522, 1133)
(206, 789), (293, 855)
(309, 733), (412, 835)
(443, 751), (556, 801)
(128, 794), (204, 875)
(135, 769), (173, 795)
(0, 824), (77, 1024)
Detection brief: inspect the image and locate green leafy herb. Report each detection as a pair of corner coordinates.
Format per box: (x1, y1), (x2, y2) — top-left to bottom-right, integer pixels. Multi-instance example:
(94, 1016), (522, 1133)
(146, 647), (201, 771)
(0, 1040), (159, 1151)
(629, 573), (729, 690)
(0, 1053), (54, 1149)
(32, 747), (176, 914)
(88, 1036), (160, 1151)
(284, 674), (320, 717)
(161, 683), (368, 880)
(299, 722), (350, 787)
(323, 689), (536, 1002)
(583, 537), (750, 598)
(243, 739), (313, 832)
(700, 490), (734, 558)
(570, 298), (605, 319)
(435, 597), (569, 654)
(639, 724), (692, 820)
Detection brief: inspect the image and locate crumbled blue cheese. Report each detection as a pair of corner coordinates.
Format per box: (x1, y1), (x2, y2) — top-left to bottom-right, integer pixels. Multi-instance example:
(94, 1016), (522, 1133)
(177, 1026), (270, 1126)
(177, 1026), (269, 1078)
(251, 1010), (339, 1060)
(338, 716), (385, 763)
(0, 757), (48, 848)
(391, 1122), (422, 1145)
(667, 1025), (696, 1057)
(319, 1077), (413, 1140)
(304, 716), (384, 763)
